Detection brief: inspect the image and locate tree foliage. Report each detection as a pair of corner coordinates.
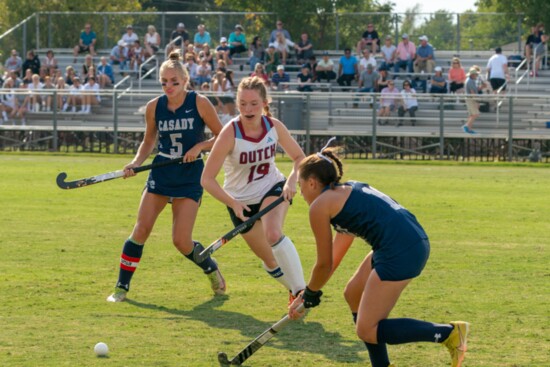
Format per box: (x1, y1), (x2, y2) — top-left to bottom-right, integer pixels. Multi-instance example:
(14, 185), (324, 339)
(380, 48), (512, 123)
(478, 0), (550, 29)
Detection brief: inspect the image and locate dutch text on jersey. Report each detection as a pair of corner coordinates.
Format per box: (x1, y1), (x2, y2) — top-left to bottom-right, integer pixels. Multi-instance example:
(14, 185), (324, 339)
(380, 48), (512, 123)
(239, 143), (276, 164)
(158, 118), (195, 131)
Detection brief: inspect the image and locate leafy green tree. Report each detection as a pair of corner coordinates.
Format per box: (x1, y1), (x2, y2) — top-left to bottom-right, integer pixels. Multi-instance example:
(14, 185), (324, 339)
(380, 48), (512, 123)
(478, 0), (550, 29)
(416, 11), (455, 51)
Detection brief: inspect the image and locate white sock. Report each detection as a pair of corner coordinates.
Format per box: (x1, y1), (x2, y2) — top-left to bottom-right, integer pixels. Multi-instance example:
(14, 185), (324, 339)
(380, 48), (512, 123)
(271, 236), (306, 296)
(62, 103), (68, 112)
(262, 262), (293, 291)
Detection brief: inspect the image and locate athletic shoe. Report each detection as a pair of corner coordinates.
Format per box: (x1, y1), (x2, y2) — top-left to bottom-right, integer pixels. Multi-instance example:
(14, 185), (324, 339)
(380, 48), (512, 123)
(106, 287), (128, 302)
(443, 321), (470, 367)
(461, 125), (469, 133)
(206, 262), (226, 295)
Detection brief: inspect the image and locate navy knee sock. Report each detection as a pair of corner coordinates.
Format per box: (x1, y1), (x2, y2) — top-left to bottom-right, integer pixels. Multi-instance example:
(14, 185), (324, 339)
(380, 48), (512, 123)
(116, 238), (144, 291)
(352, 313), (390, 367)
(377, 318), (453, 344)
(184, 241), (219, 274)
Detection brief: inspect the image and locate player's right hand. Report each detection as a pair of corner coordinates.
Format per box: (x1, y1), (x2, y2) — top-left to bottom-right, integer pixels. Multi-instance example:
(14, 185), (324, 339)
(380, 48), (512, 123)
(123, 162), (139, 178)
(230, 200), (251, 221)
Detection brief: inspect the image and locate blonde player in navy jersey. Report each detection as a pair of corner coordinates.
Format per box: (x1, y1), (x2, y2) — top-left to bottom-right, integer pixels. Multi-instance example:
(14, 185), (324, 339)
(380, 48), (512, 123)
(289, 145), (470, 367)
(107, 51), (225, 302)
(201, 76), (306, 303)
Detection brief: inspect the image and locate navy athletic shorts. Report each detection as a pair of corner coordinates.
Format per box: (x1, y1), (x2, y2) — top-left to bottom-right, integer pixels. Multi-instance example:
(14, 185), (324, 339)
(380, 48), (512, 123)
(372, 238), (430, 281)
(145, 155), (203, 202)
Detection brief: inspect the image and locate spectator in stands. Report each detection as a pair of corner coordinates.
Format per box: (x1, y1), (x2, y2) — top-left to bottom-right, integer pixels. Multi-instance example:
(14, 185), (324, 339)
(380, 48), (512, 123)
(144, 25), (161, 58)
(130, 40), (146, 73)
(394, 34), (415, 75)
(462, 67), (480, 134)
(168, 23), (190, 54)
(4, 49), (23, 77)
(64, 66), (76, 86)
(337, 48), (358, 91)
(22, 68), (33, 86)
(271, 64), (290, 91)
(378, 79), (400, 125)
(380, 35), (396, 71)
(122, 25), (139, 46)
(429, 66), (448, 94)
(358, 48), (377, 73)
(22, 50), (41, 75)
(25, 74), (43, 113)
(448, 57), (466, 94)
(274, 31), (297, 65)
(250, 62), (269, 86)
(193, 24), (212, 52)
(353, 63), (379, 108)
(356, 23), (380, 55)
(201, 44), (215, 69)
(472, 64), (491, 95)
(315, 51), (336, 83)
(73, 23), (96, 63)
(486, 47), (509, 94)
(248, 36), (265, 72)
(264, 44), (280, 77)
(0, 77), (25, 125)
(269, 20), (292, 43)
(413, 35), (435, 92)
(195, 57), (212, 86)
(397, 80), (418, 126)
(216, 37), (232, 66)
(185, 53), (199, 88)
(55, 77), (67, 112)
(525, 23), (547, 76)
(42, 75), (55, 112)
(7, 70), (22, 88)
(82, 76), (100, 114)
(297, 65), (313, 92)
(38, 66), (48, 83)
(64, 76), (84, 113)
(82, 54), (96, 80)
(97, 56), (115, 88)
(185, 43), (198, 62)
(228, 24), (247, 58)
(296, 32), (314, 65)
(303, 55), (318, 83)
(216, 59), (228, 74)
(110, 40), (130, 74)
(43, 50), (58, 78)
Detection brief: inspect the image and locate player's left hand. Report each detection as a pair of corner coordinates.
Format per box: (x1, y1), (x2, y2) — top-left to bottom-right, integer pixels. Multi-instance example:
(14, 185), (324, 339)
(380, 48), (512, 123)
(282, 183), (296, 201)
(183, 146), (202, 163)
(288, 292), (306, 320)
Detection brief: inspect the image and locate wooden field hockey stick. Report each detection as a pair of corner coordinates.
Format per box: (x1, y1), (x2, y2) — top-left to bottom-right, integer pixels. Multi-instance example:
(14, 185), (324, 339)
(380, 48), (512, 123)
(195, 196), (285, 263)
(56, 157), (184, 190)
(217, 304), (306, 366)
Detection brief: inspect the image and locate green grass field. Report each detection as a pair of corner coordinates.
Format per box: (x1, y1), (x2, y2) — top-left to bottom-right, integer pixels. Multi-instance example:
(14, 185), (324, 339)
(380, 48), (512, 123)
(0, 153), (548, 367)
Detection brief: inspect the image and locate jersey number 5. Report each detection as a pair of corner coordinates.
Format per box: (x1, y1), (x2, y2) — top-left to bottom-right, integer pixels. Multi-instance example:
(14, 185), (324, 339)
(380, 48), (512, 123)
(247, 163), (269, 183)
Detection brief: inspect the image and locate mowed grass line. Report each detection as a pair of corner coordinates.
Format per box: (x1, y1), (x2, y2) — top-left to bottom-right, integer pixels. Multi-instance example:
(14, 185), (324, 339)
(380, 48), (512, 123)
(0, 153), (548, 367)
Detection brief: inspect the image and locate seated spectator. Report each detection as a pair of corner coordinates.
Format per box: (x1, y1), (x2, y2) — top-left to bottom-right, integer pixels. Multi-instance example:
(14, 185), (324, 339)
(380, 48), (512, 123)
(22, 68), (33, 86)
(73, 23), (96, 63)
(297, 65), (313, 92)
(448, 57), (466, 93)
(295, 32), (314, 65)
(43, 50), (58, 78)
(525, 23), (547, 76)
(97, 56), (115, 88)
(394, 34), (415, 75)
(264, 44), (280, 77)
(397, 80), (418, 126)
(315, 51), (336, 83)
(302, 56), (318, 82)
(55, 77), (67, 112)
(216, 37), (231, 66)
(185, 53), (199, 88)
(1, 77), (25, 124)
(129, 40), (146, 73)
(194, 24), (212, 53)
(201, 44), (215, 69)
(63, 76), (84, 113)
(353, 63), (379, 108)
(5, 49), (23, 77)
(358, 48), (377, 73)
(248, 36), (265, 72)
(413, 35), (435, 92)
(269, 20), (292, 43)
(216, 59), (227, 74)
(356, 23), (380, 55)
(228, 24), (247, 57)
(121, 25), (139, 46)
(22, 50), (41, 75)
(200, 82), (211, 92)
(378, 80), (400, 125)
(429, 66), (448, 94)
(82, 54), (96, 80)
(380, 35), (396, 71)
(167, 23), (190, 55)
(143, 25), (161, 58)
(25, 74), (43, 113)
(274, 31), (297, 65)
(337, 48), (358, 91)
(195, 57), (212, 86)
(82, 76), (100, 114)
(250, 63), (270, 86)
(42, 76), (55, 112)
(64, 66), (76, 86)
(110, 40), (130, 74)
(271, 64), (290, 91)
(38, 66), (48, 83)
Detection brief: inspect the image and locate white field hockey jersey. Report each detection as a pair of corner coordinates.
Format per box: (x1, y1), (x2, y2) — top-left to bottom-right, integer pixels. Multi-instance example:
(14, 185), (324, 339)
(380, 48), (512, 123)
(223, 115), (285, 205)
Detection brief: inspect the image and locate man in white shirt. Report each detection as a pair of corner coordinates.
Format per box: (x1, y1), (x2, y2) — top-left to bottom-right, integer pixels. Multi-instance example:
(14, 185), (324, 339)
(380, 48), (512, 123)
(358, 48), (377, 73)
(486, 47), (509, 94)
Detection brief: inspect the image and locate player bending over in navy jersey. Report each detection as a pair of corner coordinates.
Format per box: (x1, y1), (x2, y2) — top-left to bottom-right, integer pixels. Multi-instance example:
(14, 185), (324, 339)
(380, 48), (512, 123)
(201, 76), (306, 304)
(289, 144), (470, 367)
(107, 51), (225, 302)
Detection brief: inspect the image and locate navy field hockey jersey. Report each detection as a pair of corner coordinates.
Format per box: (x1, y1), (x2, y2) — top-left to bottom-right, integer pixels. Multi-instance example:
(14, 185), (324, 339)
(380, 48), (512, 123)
(330, 181), (428, 250)
(156, 91), (205, 157)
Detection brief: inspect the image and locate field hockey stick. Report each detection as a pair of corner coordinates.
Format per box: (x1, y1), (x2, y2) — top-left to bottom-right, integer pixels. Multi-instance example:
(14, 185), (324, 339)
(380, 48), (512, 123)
(196, 196), (285, 263)
(217, 304), (305, 366)
(56, 157), (184, 190)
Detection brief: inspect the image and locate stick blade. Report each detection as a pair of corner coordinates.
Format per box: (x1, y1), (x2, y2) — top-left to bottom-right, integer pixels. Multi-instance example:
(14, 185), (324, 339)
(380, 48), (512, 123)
(217, 352), (232, 366)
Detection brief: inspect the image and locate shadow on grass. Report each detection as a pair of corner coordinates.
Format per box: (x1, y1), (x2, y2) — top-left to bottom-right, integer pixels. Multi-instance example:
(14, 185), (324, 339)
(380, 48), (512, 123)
(126, 296), (364, 364)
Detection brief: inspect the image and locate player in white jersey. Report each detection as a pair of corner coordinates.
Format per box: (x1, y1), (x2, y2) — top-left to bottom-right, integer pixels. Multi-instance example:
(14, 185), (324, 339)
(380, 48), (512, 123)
(202, 76), (306, 304)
